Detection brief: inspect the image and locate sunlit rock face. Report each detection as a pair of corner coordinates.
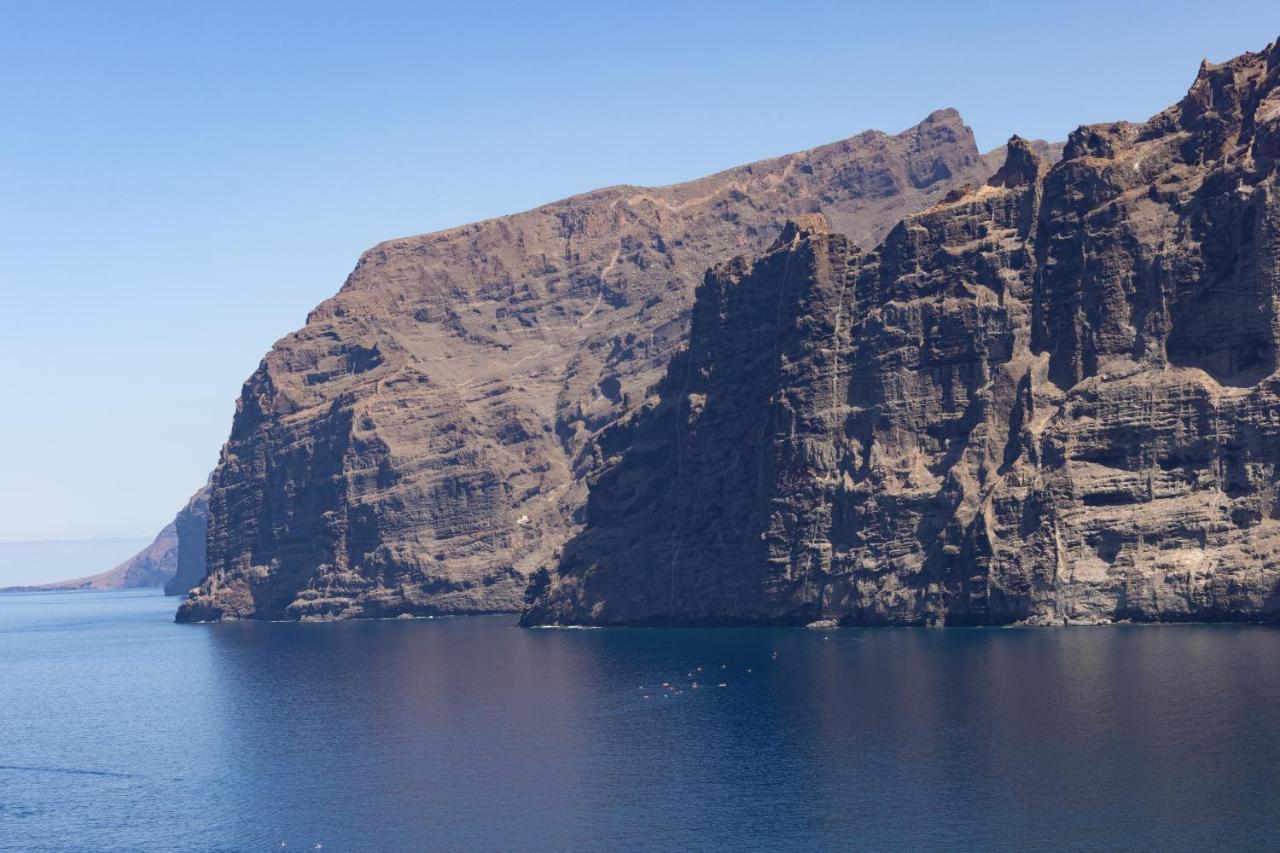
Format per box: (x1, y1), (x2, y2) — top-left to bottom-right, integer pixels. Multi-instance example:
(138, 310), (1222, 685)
(178, 110), (1014, 622)
(525, 41), (1280, 626)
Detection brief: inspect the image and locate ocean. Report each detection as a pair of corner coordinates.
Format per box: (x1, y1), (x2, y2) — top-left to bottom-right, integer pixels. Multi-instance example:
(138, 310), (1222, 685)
(2, 589), (1278, 851)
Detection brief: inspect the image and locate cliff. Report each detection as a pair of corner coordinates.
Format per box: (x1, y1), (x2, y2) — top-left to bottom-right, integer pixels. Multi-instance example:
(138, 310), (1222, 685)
(524, 40), (1280, 626)
(178, 111), (1013, 621)
(164, 486), (211, 596)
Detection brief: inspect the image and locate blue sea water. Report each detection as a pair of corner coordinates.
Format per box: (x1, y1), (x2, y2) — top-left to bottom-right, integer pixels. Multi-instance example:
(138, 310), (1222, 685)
(1, 589), (1279, 852)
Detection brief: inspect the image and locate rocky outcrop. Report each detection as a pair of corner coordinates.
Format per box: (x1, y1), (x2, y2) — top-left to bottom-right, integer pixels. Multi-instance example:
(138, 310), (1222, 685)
(178, 110), (1023, 622)
(523, 40), (1280, 626)
(164, 486), (211, 596)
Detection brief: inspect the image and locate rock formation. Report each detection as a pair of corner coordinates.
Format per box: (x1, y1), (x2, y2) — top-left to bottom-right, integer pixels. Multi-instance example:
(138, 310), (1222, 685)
(164, 486), (211, 596)
(523, 40), (1280, 626)
(177, 110), (1018, 622)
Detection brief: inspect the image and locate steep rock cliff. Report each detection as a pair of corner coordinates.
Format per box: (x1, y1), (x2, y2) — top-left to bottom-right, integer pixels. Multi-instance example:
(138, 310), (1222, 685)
(164, 486), (211, 596)
(179, 111), (1013, 621)
(524, 41), (1280, 626)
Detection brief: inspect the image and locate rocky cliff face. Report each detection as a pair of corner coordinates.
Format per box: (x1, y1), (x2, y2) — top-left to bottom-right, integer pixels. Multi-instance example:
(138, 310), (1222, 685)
(164, 486), (210, 596)
(524, 41), (1280, 626)
(178, 111), (1014, 622)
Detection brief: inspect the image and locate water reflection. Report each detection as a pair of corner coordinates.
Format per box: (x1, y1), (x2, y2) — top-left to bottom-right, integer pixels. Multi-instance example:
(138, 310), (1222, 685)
(3, 592), (1279, 851)
(198, 619), (1280, 851)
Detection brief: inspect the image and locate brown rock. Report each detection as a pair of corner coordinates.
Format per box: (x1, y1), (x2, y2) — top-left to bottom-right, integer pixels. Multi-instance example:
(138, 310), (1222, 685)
(179, 110), (1012, 622)
(523, 40), (1280, 627)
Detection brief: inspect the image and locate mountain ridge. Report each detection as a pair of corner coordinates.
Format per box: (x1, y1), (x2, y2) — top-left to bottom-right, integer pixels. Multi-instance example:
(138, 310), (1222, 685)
(3, 487), (209, 593)
(177, 110), (1034, 622)
(523, 38), (1280, 626)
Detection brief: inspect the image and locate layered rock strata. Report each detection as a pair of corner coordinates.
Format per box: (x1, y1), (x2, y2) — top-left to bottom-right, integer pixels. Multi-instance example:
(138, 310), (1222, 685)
(524, 42), (1280, 625)
(179, 111), (1013, 621)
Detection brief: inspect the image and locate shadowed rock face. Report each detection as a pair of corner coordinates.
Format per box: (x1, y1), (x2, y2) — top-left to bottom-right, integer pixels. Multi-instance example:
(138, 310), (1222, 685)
(178, 110), (1016, 622)
(164, 486), (210, 596)
(524, 41), (1280, 627)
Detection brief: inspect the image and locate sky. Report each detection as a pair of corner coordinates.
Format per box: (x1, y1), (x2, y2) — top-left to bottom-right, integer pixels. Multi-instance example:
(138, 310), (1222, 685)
(0, 538), (151, 587)
(1, 1), (1277, 544)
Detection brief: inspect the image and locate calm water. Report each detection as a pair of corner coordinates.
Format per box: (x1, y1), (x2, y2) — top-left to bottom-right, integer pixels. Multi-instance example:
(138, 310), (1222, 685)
(2, 590), (1279, 852)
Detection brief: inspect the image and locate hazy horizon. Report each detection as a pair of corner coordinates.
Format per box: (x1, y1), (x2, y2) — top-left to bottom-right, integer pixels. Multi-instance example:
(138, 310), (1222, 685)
(0, 537), (153, 587)
(3, 0), (1278, 542)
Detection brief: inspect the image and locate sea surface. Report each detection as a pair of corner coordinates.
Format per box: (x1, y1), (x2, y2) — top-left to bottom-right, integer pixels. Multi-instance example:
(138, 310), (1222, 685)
(1, 590), (1279, 852)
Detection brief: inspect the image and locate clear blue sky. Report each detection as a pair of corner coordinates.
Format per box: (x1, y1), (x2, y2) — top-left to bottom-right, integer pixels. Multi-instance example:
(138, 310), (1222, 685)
(1, 1), (1276, 542)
